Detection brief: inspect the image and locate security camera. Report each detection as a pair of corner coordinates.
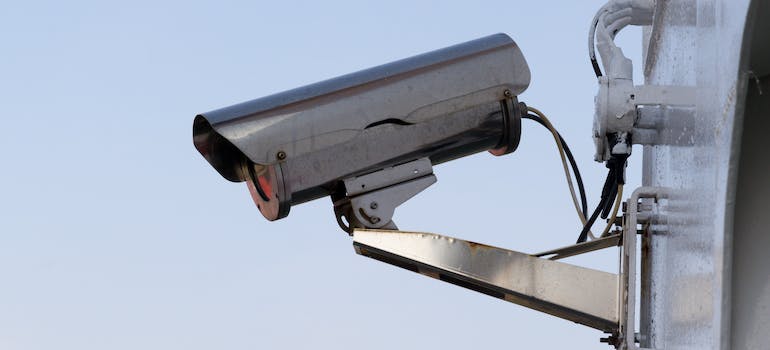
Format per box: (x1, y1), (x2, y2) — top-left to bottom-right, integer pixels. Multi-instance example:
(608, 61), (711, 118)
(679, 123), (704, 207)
(193, 33), (530, 232)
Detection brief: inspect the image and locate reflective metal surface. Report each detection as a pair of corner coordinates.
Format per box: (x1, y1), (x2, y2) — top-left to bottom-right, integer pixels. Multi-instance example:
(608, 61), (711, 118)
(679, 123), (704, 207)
(193, 33), (530, 221)
(534, 233), (621, 261)
(728, 2), (770, 348)
(353, 229), (620, 332)
(640, 0), (756, 349)
(729, 75), (770, 350)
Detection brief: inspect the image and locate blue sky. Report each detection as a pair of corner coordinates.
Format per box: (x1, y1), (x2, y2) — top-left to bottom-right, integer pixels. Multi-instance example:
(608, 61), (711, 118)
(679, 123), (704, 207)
(0, 1), (643, 349)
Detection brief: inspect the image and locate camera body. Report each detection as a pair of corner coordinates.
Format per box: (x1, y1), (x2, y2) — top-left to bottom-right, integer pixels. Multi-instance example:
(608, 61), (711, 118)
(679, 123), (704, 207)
(194, 33), (530, 227)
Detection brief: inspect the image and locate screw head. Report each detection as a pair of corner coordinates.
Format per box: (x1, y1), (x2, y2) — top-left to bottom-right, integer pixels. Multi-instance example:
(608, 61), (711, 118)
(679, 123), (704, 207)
(370, 216), (380, 224)
(503, 89), (513, 98)
(370, 202), (378, 210)
(276, 151), (287, 160)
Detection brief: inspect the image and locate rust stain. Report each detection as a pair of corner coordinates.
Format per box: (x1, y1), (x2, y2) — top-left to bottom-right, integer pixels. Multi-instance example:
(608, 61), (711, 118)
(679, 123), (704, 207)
(464, 240), (494, 255)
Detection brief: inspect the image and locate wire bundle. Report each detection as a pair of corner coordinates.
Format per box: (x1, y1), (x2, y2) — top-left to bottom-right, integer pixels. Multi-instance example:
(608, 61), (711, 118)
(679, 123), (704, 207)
(524, 107), (588, 219)
(522, 105), (625, 244)
(576, 157), (626, 243)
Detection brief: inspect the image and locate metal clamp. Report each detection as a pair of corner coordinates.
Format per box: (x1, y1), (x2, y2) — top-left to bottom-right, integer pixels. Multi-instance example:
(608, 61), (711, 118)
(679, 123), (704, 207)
(333, 158), (436, 233)
(619, 186), (668, 350)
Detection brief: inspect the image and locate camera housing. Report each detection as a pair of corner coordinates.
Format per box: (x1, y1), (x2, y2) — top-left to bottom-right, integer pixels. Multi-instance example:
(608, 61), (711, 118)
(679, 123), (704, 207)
(193, 33), (530, 227)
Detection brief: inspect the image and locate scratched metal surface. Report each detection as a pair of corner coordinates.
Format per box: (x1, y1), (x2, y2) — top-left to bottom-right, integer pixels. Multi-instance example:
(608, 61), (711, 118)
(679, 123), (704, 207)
(641, 0), (752, 349)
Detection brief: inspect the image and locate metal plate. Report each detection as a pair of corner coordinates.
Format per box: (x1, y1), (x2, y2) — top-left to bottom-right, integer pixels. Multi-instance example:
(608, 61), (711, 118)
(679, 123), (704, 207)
(353, 229), (620, 332)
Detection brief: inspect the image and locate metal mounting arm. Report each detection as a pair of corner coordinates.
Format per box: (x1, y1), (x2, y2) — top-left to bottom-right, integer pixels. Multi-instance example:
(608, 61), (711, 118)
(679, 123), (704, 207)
(351, 185), (670, 349)
(353, 229), (620, 332)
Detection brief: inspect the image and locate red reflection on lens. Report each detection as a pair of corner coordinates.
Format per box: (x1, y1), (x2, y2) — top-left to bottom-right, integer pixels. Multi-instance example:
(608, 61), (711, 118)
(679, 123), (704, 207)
(257, 175), (272, 199)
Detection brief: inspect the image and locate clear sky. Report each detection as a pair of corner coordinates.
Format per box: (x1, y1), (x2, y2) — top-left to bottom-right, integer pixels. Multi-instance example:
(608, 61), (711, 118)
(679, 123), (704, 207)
(0, 1), (643, 349)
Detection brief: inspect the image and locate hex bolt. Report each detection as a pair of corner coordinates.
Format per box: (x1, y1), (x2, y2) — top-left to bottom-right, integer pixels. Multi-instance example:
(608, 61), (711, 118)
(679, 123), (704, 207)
(370, 202), (378, 210)
(370, 216), (381, 224)
(276, 151), (287, 160)
(599, 334), (619, 347)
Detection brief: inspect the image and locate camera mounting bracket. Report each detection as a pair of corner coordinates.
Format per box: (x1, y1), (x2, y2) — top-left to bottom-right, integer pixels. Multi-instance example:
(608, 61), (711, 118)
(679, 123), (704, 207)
(333, 158), (436, 233)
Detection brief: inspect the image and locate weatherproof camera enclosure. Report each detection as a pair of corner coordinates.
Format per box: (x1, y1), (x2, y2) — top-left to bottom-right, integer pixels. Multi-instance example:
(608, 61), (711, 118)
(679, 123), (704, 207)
(193, 33), (530, 221)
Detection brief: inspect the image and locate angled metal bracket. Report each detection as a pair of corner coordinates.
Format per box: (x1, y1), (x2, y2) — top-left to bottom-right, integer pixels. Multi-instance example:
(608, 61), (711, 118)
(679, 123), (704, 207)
(353, 229), (620, 332)
(534, 233), (622, 261)
(351, 186), (669, 349)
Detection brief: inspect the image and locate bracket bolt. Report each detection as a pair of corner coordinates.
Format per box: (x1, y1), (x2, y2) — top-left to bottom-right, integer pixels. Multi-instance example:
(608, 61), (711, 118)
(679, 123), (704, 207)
(276, 151), (287, 160)
(370, 216), (380, 224)
(599, 334), (620, 347)
(370, 202), (378, 210)
(503, 89), (513, 98)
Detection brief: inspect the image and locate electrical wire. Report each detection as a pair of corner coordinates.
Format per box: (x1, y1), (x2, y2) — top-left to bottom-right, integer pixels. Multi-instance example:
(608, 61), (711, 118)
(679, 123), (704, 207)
(576, 153), (628, 243)
(589, 4), (608, 77)
(521, 106), (627, 243)
(577, 199), (606, 243)
(522, 113), (588, 218)
(526, 106), (589, 226)
(600, 185), (623, 237)
(576, 167), (613, 243)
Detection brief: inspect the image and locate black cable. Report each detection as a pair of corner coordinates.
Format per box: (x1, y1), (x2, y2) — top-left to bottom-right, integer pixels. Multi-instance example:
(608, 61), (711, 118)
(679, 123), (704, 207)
(600, 182), (618, 218)
(523, 113), (589, 218)
(577, 198), (607, 244)
(603, 152), (628, 220)
(576, 153), (629, 243)
(589, 7), (608, 78)
(590, 16), (603, 78)
(521, 108), (629, 244)
(591, 58), (603, 78)
(576, 168), (616, 243)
